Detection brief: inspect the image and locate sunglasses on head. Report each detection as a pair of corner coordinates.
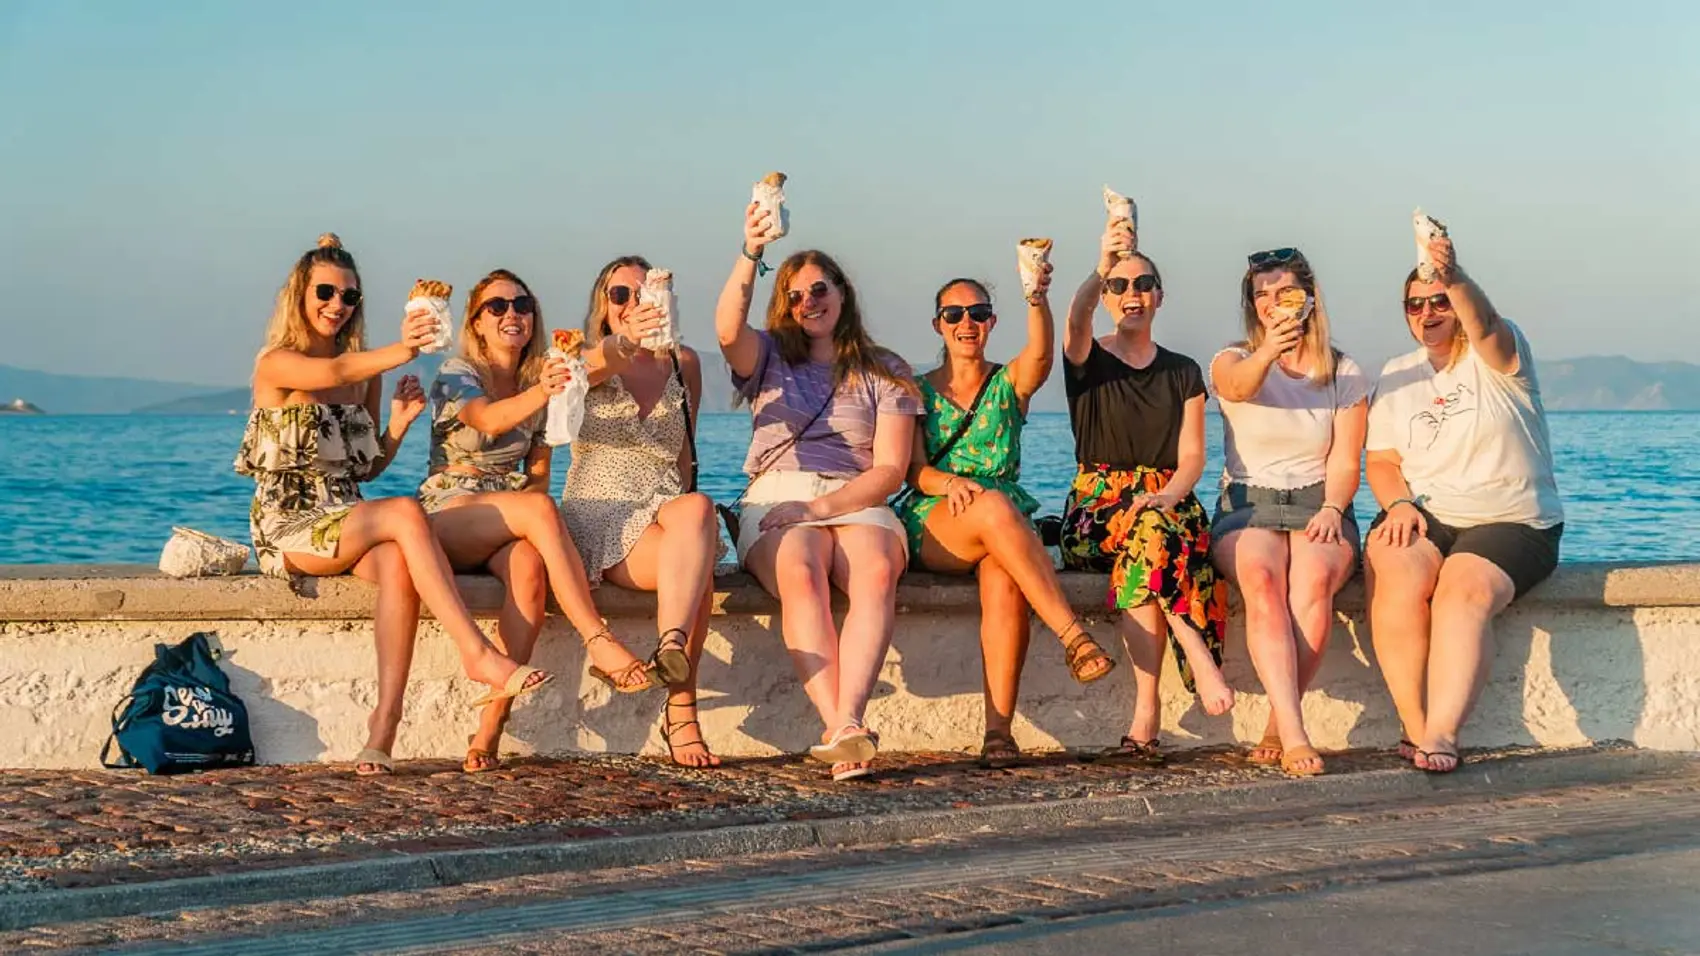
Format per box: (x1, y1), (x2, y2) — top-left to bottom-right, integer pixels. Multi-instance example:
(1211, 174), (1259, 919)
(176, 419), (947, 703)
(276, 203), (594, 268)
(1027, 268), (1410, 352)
(313, 284), (362, 307)
(1404, 293), (1453, 315)
(787, 281), (833, 308)
(937, 304), (994, 325)
(479, 295), (536, 318)
(1103, 275), (1159, 295)
(1247, 248), (1304, 269)
(605, 285), (637, 307)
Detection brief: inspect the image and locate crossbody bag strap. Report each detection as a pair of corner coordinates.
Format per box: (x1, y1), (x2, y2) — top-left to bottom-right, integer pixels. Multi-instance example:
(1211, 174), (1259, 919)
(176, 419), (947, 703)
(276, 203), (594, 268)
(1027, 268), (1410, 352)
(738, 391), (834, 504)
(671, 352), (699, 494)
(926, 364), (1003, 468)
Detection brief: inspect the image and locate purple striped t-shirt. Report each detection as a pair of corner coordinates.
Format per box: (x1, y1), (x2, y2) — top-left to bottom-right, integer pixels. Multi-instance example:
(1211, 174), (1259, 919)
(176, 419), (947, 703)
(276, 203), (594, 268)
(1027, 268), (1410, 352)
(733, 330), (921, 479)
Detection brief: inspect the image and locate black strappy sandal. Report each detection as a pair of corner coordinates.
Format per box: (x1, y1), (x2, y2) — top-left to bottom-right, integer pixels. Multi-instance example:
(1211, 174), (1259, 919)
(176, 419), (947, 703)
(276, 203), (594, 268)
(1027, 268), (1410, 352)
(651, 627), (692, 687)
(661, 700), (719, 769)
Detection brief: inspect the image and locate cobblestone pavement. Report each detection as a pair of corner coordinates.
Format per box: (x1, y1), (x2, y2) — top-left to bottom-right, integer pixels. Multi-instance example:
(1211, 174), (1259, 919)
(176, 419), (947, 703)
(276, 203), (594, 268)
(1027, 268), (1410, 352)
(0, 743), (1462, 893)
(4, 752), (1697, 954)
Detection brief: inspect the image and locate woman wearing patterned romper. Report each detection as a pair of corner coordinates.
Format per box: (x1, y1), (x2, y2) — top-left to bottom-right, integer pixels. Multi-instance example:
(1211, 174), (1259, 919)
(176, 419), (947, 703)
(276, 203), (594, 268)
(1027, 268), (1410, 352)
(558, 255), (726, 768)
(236, 235), (551, 776)
(1058, 221), (1233, 763)
(423, 270), (661, 772)
(894, 269), (1114, 769)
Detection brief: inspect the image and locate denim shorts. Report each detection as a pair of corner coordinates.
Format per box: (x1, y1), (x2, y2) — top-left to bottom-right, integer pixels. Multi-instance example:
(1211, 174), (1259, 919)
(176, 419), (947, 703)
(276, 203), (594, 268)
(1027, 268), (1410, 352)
(1211, 482), (1360, 556)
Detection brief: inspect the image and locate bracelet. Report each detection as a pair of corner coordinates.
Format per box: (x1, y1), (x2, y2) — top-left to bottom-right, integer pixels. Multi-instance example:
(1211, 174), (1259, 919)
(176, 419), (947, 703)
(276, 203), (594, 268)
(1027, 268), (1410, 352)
(943, 476), (959, 494)
(1388, 497), (1421, 512)
(1320, 502), (1345, 515)
(741, 244), (771, 277)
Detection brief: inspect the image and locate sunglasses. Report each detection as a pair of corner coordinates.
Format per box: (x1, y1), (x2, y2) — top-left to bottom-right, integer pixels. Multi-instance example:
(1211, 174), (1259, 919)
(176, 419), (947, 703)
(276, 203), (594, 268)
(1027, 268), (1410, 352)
(786, 281), (833, 308)
(937, 304), (994, 325)
(313, 284), (362, 307)
(605, 285), (637, 307)
(1103, 275), (1159, 295)
(479, 295), (536, 318)
(1247, 248), (1304, 269)
(1404, 293), (1453, 315)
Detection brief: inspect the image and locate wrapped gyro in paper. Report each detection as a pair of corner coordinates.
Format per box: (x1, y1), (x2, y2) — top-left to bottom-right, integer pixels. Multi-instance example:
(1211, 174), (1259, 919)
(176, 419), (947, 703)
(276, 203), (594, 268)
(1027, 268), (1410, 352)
(1103, 185), (1137, 258)
(543, 329), (592, 446)
(751, 171), (789, 239)
(1016, 238), (1053, 303)
(1269, 286), (1314, 336)
(1413, 208), (1449, 282)
(407, 278), (453, 354)
(637, 268), (679, 352)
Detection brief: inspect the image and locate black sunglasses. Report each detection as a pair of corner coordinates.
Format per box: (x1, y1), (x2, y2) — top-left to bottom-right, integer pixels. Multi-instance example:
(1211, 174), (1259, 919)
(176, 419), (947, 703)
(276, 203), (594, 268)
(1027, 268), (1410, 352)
(787, 281), (833, 308)
(1103, 275), (1159, 295)
(1404, 293), (1453, 315)
(937, 304), (994, 325)
(480, 295), (536, 318)
(605, 285), (637, 307)
(313, 284), (362, 307)
(1247, 248), (1304, 268)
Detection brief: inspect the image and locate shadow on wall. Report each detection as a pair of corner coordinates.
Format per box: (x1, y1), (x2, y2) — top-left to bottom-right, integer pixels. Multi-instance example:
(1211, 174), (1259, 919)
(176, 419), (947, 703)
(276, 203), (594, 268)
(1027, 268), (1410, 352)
(222, 659), (323, 764)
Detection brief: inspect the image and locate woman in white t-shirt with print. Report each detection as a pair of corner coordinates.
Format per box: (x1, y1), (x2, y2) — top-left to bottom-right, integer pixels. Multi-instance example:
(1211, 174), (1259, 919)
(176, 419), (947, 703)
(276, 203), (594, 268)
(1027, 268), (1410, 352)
(1209, 248), (1368, 777)
(1364, 232), (1563, 775)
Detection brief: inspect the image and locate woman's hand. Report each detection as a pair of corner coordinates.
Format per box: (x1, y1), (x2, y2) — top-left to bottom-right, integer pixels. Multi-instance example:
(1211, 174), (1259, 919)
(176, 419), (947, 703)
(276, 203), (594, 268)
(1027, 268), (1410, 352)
(400, 306), (439, 353)
(1129, 488), (1177, 514)
(943, 476), (984, 516)
(1305, 506), (1344, 545)
(758, 498), (826, 532)
(1372, 501), (1429, 548)
(620, 303), (667, 349)
(1255, 315), (1305, 360)
(1427, 235), (1458, 283)
(1030, 261), (1054, 300)
(390, 374), (426, 427)
(1098, 221), (1136, 275)
(538, 355), (571, 395)
(744, 201), (781, 255)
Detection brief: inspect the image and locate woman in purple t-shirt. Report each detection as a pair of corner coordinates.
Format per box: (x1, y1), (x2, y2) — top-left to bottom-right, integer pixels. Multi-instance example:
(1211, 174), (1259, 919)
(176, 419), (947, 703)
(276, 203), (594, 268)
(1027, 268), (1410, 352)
(716, 201), (920, 782)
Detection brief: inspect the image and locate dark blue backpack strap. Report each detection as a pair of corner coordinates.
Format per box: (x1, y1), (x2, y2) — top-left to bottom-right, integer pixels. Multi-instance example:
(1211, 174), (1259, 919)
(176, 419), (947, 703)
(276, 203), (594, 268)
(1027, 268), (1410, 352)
(100, 696), (139, 769)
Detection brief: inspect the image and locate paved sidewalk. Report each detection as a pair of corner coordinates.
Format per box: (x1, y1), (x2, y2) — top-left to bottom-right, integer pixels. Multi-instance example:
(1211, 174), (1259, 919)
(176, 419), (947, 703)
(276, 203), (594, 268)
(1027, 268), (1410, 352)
(0, 743), (1540, 895)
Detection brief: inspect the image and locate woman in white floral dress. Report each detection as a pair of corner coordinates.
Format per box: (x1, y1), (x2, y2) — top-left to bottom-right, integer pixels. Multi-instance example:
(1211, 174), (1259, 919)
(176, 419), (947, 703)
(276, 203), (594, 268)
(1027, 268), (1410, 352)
(235, 235), (551, 776)
(559, 256), (725, 768)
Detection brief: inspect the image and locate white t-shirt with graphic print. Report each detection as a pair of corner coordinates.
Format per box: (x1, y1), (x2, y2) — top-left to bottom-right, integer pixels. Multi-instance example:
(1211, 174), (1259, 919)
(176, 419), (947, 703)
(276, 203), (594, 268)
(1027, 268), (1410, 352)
(1366, 319), (1563, 529)
(1210, 348), (1370, 490)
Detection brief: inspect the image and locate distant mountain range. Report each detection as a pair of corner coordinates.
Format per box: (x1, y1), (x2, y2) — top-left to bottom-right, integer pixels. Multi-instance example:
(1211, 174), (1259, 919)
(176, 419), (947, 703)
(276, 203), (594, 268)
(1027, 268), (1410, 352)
(4, 355), (1698, 415)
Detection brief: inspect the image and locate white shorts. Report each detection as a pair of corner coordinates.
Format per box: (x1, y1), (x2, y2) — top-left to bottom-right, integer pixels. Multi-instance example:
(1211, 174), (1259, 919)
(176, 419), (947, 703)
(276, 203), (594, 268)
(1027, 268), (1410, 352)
(735, 470), (907, 568)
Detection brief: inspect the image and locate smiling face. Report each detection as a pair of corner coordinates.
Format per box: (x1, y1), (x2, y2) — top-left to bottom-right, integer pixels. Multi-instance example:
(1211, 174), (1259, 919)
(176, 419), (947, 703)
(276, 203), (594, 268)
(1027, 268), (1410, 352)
(471, 278), (535, 360)
(1102, 255), (1163, 332)
(302, 263), (360, 341)
(601, 263), (648, 341)
(934, 282), (995, 360)
(1404, 275), (1458, 354)
(787, 263), (843, 340)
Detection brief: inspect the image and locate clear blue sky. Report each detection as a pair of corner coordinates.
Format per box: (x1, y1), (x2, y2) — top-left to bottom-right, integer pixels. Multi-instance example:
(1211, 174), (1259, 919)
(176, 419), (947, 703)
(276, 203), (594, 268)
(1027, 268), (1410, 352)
(2, 1), (1696, 387)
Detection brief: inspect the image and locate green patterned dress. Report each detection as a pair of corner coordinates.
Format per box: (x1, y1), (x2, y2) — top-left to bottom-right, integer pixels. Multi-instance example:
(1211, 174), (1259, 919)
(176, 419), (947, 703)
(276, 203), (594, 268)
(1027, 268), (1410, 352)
(894, 365), (1039, 564)
(233, 403), (380, 577)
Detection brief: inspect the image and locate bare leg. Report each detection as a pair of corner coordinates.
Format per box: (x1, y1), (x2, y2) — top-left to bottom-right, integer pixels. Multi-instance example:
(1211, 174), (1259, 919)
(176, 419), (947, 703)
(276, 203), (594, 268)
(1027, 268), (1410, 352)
(746, 525), (841, 731)
(1418, 553), (1516, 770)
(918, 491), (1089, 645)
(975, 555), (1032, 740)
(1215, 528), (1294, 752)
(285, 497), (527, 689)
(348, 542), (419, 768)
(1365, 536), (1444, 751)
(827, 524), (904, 730)
(1278, 532), (1357, 769)
(1119, 603), (1168, 743)
(467, 541), (547, 769)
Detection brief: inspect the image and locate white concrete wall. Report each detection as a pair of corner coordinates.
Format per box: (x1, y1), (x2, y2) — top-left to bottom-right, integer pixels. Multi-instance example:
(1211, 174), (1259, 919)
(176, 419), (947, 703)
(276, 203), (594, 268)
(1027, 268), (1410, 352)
(1, 565), (1697, 768)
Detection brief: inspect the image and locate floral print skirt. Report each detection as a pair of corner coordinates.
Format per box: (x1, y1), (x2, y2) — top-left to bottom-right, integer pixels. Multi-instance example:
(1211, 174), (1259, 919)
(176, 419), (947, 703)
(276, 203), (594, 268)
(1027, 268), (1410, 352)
(248, 475), (361, 577)
(1059, 464), (1228, 693)
(417, 471), (529, 514)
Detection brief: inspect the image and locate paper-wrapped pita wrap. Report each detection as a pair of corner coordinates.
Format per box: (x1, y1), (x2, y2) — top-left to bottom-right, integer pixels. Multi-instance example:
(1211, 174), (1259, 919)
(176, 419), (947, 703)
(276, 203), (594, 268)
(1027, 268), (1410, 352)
(407, 279), (453, 354)
(543, 329), (591, 446)
(637, 268), (679, 352)
(1413, 208), (1449, 282)
(752, 171), (789, 239)
(1270, 287), (1314, 334)
(1103, 185), (1137, 258)
(1017, 238), (1052, 303)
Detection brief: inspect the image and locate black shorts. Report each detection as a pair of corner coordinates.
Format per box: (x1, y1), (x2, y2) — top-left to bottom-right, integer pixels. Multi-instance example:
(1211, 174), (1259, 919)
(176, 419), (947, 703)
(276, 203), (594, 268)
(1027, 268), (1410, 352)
(1368, 508), (1563, 599)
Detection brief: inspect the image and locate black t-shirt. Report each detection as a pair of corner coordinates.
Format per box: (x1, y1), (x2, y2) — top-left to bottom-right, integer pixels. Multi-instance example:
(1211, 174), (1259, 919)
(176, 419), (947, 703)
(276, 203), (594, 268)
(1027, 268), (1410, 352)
(1063, 341), (1206, 470)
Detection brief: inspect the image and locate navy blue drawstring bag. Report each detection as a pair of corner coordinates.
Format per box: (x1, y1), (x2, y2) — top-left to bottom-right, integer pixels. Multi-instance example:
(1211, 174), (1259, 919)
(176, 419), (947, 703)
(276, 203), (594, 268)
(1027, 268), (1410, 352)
(101, 632), (256, 773)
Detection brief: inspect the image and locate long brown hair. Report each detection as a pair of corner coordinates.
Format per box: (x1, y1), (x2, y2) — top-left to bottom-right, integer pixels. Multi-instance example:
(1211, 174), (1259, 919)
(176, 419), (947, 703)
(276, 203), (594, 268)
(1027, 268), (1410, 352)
(1239, 251), (1339, 384)
(260, 233), (365, 357)
(582, 255), (653, 345)
(1402, 267), (1468, 370)
(459, 269), (547, 390)
(763, 249), (915, 395)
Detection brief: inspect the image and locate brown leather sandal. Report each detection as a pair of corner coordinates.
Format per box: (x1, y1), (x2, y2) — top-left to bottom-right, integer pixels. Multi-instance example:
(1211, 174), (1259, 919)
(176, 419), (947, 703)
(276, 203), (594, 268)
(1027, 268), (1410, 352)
(979, 730), (1022, 770)
(1060, 620), (1116, 684)
(584, 626), (657, 694)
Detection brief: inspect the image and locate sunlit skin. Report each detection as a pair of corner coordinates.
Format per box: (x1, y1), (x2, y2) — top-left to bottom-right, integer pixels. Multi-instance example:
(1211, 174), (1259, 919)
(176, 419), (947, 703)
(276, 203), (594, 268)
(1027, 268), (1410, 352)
(302, 264), (359, 348)
(1405, 275), (1460, 361)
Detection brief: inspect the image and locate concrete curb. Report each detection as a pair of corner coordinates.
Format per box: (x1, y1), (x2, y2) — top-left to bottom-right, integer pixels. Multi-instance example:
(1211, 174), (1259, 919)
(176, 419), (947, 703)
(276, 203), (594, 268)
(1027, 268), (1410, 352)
(2, 748), (1690, 931)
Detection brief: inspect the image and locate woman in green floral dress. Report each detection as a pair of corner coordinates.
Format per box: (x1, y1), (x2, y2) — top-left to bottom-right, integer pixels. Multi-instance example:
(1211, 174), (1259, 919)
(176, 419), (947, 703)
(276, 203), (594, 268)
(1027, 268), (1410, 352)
(895, 263), (1115, 769)
(236, 234), (552, 776)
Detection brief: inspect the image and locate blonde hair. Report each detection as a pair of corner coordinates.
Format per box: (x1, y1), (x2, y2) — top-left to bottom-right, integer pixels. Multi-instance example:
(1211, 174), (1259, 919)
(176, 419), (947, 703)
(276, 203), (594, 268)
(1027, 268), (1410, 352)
(1403, 267), (1469, 370)
(1239, 252), (1339, 384)
(259, 233), (366, 357)
(458, 269), (547, 390)
(582, 255), (653, 346)
(757, 250), (916, 400)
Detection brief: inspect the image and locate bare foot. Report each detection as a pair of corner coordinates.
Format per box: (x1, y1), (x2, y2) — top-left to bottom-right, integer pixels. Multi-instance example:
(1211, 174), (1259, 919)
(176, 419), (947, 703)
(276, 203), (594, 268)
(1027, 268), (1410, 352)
(584, 628), (654, 692)
(1125, 700), (1162, 746)
(463, 648), (525, 689)
(1397, 738), (1419, 762)
(1194, 669), (1237, 717)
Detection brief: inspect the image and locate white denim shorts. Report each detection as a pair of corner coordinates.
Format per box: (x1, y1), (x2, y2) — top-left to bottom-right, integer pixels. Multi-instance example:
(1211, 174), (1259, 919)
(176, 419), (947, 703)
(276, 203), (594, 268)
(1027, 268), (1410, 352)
(735, 470), (907, 567)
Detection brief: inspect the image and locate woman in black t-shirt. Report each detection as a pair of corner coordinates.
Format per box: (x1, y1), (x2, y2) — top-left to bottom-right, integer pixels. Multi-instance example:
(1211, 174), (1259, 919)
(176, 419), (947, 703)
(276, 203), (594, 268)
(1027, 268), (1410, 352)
(1059, 220), (1233, 762)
